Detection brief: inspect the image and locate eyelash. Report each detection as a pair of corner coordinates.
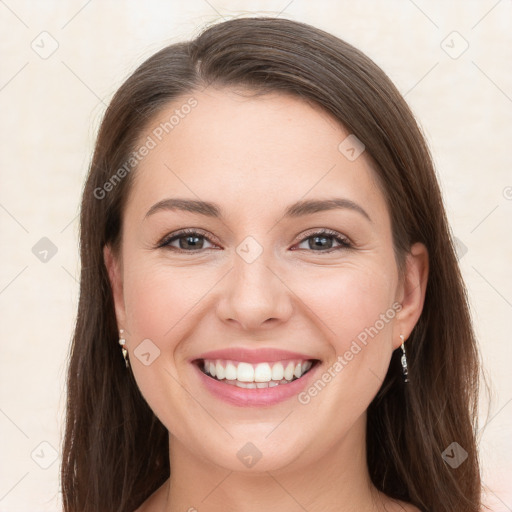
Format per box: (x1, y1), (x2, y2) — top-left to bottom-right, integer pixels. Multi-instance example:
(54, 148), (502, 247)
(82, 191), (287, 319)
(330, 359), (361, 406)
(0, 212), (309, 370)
(157, 228), (352, 254)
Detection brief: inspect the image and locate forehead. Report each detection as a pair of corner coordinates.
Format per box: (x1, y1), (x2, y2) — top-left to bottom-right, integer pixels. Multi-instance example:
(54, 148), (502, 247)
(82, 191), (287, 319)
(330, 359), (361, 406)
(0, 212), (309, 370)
(127, 87), (387, 224)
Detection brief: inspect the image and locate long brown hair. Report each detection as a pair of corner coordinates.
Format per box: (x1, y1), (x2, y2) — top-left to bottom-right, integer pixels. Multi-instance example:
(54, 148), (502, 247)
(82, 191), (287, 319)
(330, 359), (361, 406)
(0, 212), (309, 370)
(61, 16), (483, 512)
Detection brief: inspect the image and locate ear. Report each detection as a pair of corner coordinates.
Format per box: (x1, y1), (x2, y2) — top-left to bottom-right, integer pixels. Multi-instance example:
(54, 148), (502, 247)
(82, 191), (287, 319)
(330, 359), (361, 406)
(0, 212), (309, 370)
(103, 244), (126, 329)
(393, 242), (429, 349)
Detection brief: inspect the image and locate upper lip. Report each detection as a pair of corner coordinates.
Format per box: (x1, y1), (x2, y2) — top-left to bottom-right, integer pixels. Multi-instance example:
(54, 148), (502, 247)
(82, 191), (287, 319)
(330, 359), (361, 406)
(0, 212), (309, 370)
(192, 347), (318, 364)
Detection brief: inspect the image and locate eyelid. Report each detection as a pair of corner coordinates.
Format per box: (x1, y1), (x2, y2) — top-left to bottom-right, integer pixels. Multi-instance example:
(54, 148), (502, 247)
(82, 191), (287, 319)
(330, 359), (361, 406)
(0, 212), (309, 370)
(157, 227), (352, 253)
(292, 228), (352, 250)
(296, 227), (350, 243)
(157, 228), (220, 250)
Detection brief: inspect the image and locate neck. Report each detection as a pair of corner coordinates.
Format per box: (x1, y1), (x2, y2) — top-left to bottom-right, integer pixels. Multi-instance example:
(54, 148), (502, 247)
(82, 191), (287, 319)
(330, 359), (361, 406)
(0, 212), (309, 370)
(160, 413), (387, 512)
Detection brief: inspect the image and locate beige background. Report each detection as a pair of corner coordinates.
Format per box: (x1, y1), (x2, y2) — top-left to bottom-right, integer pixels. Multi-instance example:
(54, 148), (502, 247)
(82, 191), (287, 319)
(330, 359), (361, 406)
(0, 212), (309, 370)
(0, 1), (511, 510)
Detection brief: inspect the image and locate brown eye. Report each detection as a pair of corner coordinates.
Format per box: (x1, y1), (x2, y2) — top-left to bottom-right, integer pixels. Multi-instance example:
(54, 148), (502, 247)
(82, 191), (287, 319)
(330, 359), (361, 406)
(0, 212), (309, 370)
(159, 230), (217, 252)
(294, 230), (352, 252)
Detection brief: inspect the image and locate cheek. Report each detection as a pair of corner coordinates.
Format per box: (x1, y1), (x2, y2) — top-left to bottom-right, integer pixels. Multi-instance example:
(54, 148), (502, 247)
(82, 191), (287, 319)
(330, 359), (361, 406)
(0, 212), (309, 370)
(123, 261), (213, 345)
(291, 263), (396, 346)
(120, 262), (209, 440)
(294, 263), (398, 404)
(123, 255), (397, 361)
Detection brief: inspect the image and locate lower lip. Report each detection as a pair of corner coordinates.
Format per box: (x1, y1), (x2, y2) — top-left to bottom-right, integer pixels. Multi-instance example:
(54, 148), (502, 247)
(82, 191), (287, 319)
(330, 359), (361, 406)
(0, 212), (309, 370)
(192, 361), (320, 407)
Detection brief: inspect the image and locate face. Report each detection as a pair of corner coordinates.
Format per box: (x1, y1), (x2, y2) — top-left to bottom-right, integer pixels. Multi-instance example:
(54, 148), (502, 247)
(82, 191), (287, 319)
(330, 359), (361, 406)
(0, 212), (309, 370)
(105, 87), (427, 473)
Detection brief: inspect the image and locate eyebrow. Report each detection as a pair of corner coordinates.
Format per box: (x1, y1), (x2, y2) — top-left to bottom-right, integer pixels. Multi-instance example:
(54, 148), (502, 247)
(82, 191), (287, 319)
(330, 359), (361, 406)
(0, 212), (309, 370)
(144, 197), (372, 223)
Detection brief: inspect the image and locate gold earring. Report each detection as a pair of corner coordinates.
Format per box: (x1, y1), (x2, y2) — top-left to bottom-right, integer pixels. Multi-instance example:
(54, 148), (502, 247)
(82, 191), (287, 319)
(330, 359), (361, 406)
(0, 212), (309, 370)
(118, 329), (129, 368)
(399, 334), (409, 383)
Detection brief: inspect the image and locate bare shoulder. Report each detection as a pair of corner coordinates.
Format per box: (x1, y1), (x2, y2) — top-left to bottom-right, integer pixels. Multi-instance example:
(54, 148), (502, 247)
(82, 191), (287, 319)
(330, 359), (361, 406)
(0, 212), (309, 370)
(132, 480), (168, 512)
(378, 493), (422, 512)
(391, 499), (422, 512)
(403, 505), (422, 512)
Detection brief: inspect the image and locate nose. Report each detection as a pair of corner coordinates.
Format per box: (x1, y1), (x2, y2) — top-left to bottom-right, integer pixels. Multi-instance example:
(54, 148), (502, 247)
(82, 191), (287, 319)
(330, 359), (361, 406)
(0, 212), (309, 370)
(216, 249), (294, 331)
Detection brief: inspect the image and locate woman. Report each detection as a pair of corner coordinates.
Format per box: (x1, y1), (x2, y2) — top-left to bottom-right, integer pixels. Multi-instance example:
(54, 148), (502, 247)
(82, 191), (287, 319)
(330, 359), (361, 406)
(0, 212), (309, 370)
(61, 16), (482, 512)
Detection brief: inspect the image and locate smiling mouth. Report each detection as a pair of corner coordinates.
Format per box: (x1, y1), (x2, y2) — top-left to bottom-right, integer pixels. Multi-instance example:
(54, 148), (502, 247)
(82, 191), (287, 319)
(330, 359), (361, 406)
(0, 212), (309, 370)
(195, 358), (319, 388)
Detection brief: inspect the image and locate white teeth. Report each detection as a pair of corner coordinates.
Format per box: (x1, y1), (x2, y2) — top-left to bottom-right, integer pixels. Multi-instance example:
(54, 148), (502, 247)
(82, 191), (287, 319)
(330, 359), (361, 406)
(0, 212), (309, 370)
(284, 362), (295, 381)
(271, 363), (284, 381)
(234, 381), (259, 389)
(254, 363), (272, 382)
(225, 362), (237, 380)
(201, 358), (314, 385)
(215, 361), (225, 380)
(237, 362), (255, 382)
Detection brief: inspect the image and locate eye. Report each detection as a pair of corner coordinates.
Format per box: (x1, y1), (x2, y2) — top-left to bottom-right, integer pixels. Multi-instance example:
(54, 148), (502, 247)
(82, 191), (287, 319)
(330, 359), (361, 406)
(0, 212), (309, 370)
(157, 228), (352, 253)
(158, 229), (218, 252)
(293, 229), (352, 252)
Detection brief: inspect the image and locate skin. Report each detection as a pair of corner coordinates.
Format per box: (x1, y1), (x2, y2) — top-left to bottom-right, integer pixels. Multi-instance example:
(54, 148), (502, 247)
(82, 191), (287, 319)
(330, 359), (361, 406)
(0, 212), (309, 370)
(104, 87), (428, 512)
